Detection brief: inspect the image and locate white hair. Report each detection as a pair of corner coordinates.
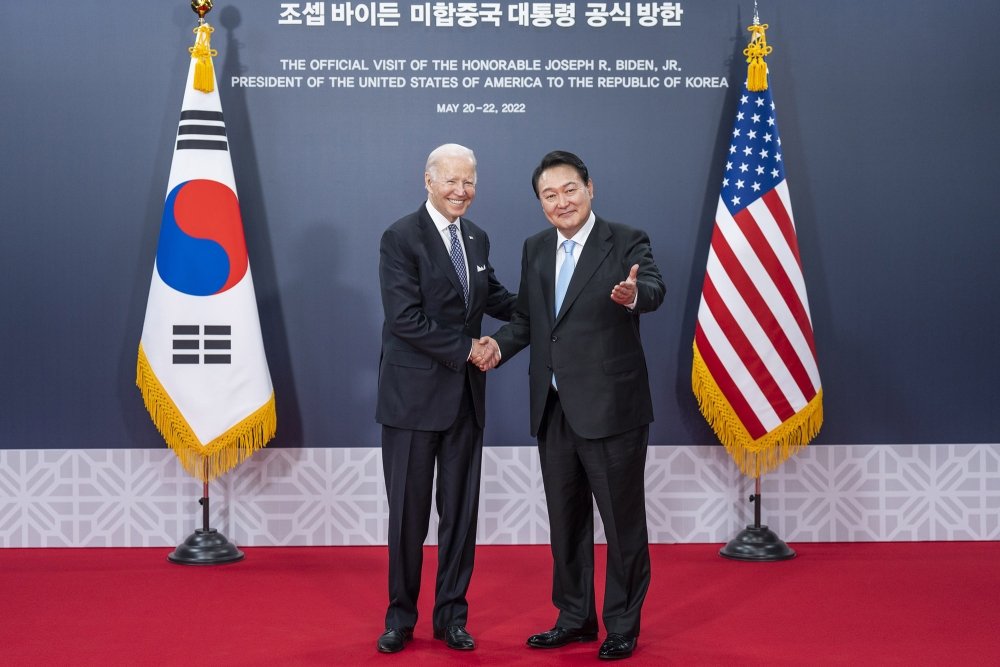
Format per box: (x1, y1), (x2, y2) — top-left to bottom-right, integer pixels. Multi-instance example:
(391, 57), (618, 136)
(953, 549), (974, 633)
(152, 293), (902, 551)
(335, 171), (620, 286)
(425, 144), (477, 182)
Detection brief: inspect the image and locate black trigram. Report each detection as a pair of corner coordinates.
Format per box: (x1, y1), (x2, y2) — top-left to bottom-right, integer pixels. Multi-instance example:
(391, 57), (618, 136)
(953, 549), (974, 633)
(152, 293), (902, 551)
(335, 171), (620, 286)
(176, 110), (228, 152)
(172, 325), (232, 364)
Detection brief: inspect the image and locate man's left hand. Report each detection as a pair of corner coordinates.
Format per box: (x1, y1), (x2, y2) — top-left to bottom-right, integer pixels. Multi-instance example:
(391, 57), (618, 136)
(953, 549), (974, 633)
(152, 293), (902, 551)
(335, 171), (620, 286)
(610, 264), (639, 306)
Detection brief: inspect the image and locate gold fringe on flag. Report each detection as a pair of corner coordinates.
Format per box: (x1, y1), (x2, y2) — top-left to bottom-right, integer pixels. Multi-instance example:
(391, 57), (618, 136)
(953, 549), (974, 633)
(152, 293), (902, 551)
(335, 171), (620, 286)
(744, 23), (772, 92)
(692, 342), (822, 478)
(136, 344), (276, 482)
(188, 23), (218, 93)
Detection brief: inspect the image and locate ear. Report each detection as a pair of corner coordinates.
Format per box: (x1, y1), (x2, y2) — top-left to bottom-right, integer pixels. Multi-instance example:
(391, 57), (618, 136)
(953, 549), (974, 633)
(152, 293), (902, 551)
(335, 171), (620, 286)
(586, 179), (594, 199)
(424, 172), (433, 191)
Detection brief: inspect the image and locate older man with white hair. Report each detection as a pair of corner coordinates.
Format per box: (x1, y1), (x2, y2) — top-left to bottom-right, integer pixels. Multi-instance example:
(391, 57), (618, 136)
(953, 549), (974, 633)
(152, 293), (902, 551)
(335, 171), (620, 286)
(375, 144), (516, 654)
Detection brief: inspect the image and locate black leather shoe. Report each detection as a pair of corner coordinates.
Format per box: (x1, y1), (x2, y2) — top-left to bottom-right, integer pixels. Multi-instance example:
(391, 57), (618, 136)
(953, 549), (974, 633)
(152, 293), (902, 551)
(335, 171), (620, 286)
(526, 626), (599, 648)
(376, 628), (413, 654)
(598, 633), (637, 660)
(433, 625), (475, 650)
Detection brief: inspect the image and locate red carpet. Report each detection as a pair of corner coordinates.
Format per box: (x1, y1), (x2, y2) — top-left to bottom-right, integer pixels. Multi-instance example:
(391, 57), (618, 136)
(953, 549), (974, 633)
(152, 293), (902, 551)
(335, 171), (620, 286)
(1, 542), (997, 665)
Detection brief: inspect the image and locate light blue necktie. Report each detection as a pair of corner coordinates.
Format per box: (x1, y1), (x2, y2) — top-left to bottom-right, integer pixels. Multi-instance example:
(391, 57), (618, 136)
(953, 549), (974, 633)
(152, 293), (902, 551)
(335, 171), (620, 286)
(552, 239), (576, 390)
(554, 239), (576, 316)
(448, 223), (469, 307)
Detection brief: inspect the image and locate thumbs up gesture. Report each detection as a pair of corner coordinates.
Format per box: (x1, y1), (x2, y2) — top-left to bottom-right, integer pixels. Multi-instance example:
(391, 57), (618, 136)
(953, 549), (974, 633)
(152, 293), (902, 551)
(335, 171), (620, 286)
(610, 264), (640, 306)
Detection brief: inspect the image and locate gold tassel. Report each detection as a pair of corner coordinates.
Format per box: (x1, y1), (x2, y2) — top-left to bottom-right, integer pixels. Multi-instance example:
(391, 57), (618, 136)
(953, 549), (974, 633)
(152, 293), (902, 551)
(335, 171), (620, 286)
(189, 23), (218, 93)
(136, 344), (276, 482)
(692, 342), (822, 478)
(744, 23), (772, 92)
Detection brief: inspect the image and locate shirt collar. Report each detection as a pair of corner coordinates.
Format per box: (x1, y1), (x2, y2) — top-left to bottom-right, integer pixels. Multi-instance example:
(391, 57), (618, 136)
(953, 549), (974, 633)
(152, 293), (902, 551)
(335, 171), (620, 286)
(426, 199), (460, 233)
(557, 211), (596, 248)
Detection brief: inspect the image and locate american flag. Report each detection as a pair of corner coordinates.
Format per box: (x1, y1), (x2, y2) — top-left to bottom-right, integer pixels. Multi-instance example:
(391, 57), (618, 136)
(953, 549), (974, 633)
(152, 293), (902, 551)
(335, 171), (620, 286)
(692, 80), (823, 477)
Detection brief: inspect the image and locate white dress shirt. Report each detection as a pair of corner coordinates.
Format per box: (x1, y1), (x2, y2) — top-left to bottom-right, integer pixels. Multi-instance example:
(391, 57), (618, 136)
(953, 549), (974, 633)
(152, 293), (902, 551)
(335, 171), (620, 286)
(555, 212), (636, 310)
(426, 200), (470, 288)
(555, 211), (596, 279)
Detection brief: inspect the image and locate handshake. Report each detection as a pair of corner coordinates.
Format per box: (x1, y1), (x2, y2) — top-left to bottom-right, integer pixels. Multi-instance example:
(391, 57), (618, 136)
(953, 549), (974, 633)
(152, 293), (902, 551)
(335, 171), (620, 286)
(469, 336), (501, 371)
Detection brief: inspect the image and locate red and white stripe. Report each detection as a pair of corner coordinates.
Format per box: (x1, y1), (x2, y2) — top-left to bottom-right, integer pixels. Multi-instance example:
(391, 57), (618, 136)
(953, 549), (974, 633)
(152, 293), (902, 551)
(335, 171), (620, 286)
(694, 180), (821, 439)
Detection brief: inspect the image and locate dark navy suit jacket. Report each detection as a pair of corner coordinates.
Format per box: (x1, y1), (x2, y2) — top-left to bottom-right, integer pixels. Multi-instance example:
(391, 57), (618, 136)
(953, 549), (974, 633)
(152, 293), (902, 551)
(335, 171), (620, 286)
(376, 204), (516, 431)
(493, 216), (665, 439)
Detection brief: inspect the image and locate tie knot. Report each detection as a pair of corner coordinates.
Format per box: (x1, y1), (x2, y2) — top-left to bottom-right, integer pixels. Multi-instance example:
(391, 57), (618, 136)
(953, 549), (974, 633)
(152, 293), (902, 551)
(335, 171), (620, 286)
(448, 223), (460, 238)
(562, 239), (575, 256)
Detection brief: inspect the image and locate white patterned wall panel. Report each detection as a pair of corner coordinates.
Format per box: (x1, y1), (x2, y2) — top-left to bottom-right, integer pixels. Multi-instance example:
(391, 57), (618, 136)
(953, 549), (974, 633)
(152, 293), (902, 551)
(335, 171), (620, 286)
(0, 449), (200, 547)
(479, 447), (551, 544)
(0, 445), (997, 547)
(221, 448), (387, 546)
(764, 444), (1000, 541)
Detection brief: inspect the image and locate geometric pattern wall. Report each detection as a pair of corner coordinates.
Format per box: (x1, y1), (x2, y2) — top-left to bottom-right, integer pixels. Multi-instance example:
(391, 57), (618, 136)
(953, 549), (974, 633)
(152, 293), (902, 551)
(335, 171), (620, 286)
(1, 444), (997, 547)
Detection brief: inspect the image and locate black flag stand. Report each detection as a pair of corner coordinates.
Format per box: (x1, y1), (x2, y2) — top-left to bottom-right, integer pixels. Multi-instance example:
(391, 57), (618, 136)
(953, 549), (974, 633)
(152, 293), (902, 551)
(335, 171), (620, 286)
(168, 461), (244, 565)
(719, 475), (796, 561)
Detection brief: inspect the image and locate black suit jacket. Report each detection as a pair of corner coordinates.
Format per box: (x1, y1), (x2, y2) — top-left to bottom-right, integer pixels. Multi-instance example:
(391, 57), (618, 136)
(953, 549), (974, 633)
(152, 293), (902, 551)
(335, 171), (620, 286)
(377, 204), (516, 431)
(493, 216), (665, 439)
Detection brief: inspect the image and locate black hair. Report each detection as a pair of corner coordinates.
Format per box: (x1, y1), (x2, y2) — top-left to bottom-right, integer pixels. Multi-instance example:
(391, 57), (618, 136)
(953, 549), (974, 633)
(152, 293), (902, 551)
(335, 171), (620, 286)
(531, 150), (590, 198)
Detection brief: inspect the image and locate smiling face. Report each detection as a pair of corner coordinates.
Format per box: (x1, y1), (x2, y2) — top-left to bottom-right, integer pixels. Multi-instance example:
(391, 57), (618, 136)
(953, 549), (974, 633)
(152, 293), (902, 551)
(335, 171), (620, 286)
(536, 164), (594, 237)
(425, 155), (477, 222)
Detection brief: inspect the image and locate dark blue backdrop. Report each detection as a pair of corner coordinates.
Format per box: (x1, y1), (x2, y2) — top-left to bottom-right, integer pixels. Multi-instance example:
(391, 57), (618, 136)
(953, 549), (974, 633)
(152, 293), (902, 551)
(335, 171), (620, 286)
(1, 1), (998, 449)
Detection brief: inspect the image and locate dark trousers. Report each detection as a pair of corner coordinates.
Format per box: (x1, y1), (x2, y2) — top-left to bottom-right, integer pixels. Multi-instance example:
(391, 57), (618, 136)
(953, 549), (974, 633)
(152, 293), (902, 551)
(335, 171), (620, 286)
(382, 379), (483, 631)
(538, 388), (651, 637)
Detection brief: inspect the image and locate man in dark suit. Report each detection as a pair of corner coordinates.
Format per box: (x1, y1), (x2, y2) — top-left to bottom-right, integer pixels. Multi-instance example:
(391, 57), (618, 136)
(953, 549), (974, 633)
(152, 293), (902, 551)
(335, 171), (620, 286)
(480, 150), (664, 660)
(375, 144), (516, 654)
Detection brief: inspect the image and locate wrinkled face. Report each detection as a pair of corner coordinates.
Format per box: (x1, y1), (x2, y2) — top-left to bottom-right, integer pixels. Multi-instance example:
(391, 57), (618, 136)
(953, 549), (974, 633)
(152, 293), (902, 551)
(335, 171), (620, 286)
(425, 156), (477, 222)
(536, 164), (594, 237)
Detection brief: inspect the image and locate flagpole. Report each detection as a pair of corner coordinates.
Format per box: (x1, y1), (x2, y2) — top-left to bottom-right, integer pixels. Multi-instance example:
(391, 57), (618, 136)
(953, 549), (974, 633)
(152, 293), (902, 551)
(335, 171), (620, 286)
(202, 476), (210, 531)
(137, 0), (273, 561)
(689, 11), (817, 562)
(753, 476), (761, 527)
(719, 474), (795, 561)
(168, 457), (245, 565)
(716, 11), (794, 561)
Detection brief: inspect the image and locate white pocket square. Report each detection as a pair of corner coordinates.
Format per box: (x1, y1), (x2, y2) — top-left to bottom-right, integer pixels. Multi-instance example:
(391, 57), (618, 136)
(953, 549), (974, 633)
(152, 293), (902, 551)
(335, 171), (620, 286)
(477, 265), (487, 272)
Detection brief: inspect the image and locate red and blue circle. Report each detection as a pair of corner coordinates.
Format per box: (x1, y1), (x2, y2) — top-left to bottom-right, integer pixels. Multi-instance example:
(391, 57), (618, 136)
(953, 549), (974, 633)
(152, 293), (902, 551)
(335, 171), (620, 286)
(157, 179), (248, 296)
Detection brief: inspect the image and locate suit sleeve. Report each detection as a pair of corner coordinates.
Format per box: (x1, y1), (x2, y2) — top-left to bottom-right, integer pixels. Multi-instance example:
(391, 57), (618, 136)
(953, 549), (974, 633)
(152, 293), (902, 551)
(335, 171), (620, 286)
(492, 239), (532, 364)
(482, 234), (518, 322)
(379, 226), (471, 369)
(625, 228), (665, 314)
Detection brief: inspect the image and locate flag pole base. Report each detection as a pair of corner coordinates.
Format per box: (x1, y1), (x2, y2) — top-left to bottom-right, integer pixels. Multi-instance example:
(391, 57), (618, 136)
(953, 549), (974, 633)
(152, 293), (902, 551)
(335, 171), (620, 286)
(167, 528), (244, 565)
(719, 525), (796, 561)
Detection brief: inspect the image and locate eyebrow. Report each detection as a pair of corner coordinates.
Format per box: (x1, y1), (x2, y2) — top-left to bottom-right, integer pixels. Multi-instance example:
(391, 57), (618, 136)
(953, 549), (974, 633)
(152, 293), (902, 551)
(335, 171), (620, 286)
(542, 181), (580, 193)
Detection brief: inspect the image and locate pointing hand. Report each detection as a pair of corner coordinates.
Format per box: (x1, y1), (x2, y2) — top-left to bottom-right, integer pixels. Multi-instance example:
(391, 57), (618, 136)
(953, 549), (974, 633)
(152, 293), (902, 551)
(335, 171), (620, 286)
(610, 264), (639, 306)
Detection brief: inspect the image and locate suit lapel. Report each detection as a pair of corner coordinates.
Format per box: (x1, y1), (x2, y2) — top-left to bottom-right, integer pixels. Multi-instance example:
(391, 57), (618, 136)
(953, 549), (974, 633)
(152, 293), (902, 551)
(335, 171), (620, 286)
(418, 206), (466, 306)
(555, 217), (612, 326)
(535, 230), (557, 325)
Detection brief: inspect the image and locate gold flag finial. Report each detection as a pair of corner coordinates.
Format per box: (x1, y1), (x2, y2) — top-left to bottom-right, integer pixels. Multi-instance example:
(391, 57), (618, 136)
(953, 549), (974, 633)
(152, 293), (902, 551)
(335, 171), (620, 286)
(191, 0), (213, 20)
(189, 1), (217, 93)
(743, 23), (772, 92)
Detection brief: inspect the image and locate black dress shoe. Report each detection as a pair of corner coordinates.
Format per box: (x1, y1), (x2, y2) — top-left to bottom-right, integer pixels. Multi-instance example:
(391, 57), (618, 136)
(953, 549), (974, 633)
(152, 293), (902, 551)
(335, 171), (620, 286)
(526, 626), (599, 648)
(598, 633), (637, 660)
(376, 628), (413, 654)
(433, 625), (475, 650)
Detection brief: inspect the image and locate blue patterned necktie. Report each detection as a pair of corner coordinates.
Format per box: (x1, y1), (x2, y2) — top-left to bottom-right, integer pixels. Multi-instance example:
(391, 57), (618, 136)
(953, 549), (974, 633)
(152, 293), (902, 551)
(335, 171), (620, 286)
(554, 239), (576, 316)
(448, 223), (469, 307)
